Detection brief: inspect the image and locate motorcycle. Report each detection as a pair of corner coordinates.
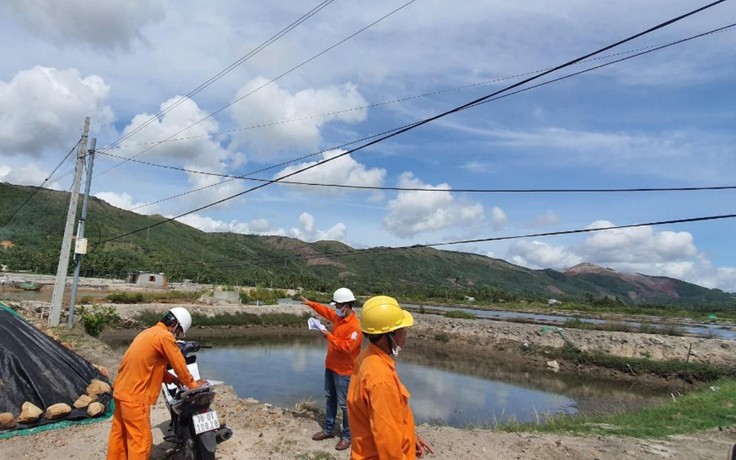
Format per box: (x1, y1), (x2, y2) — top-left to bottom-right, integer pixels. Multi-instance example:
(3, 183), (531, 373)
(162, 340), (233, 460)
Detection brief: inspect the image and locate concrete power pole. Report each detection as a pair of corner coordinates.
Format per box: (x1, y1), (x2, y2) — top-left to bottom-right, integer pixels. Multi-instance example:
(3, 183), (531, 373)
(49, 117), (90, 327)
(67, 138), (96, 327)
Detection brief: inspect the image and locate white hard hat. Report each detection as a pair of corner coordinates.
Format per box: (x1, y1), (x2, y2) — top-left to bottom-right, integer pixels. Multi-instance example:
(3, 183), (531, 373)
(331, 287), (356, 305)
(169, 307), (192, 334)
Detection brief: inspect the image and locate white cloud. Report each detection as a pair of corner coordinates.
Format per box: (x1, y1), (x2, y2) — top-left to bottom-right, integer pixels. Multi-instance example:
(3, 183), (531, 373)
(505, 220), (736, 291)
(0, 66), (113, 157)
(384, 172), (484, 238)
(290, 212), (347, 242)
(229, 78), (368, 160)
(580, 220), (697, 264)
(0, 163), (62, 189)
(113, 96), (247, 212)
(4, 0), (167, 50)
(299, 212), (315, 234)
(533, 210), (560, 227)
(175, 211), (345, 243)
(175, 213), (287, 236)
(118, 96), (226, 168)
(490, 206), (507, 230)
(274, 150), (386, 198)
(95, 191), (153, 213)
(459, 161), (495, 174)
(508, 240), (583, 270)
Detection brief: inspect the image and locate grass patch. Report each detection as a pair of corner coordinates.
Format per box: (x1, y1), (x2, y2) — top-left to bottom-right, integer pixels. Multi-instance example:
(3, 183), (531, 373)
(498, 378), (736, 437)
(294, 397), (320, 413)
(433, 332), (450, 342)
(444, 310), (476, 320)
(552, 343), (726, 381)
(560, 317), (686, 337)
(106, 290), (205, 304)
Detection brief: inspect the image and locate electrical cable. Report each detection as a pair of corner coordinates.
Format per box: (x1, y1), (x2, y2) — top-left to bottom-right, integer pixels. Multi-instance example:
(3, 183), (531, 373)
(94, 1), (727, 247)
(95, 12), (734, 216)
(99, 22), (735, 153)
(95, 147), (736, 212)
(104, 0), (336, 151)
(141, 212), (736, 270)
(1, 139), (82, 228)
(95, 0), (418, 177)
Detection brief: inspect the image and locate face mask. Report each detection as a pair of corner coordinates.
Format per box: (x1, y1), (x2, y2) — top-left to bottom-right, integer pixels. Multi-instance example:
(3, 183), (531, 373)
(388, 333), (401, 356)
(335, 307), (346, 318)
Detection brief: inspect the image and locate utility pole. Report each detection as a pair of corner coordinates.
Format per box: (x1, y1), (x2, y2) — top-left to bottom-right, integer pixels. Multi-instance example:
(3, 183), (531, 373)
(49, 117), (90, 327)
(67, 138), (96, 327)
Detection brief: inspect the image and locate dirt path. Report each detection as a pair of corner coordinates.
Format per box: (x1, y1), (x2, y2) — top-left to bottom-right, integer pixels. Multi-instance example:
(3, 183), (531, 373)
(2, 300), (736, 459)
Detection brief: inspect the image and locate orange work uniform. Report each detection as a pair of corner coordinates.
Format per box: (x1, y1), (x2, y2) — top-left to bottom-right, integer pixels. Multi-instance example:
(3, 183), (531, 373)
(347, 342), (417, 460)
(107, 322), (197, 460)
(304, 300), (362, 375)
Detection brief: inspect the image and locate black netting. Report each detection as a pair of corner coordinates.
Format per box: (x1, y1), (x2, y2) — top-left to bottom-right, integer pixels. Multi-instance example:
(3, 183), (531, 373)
(0, 303), (111, 431)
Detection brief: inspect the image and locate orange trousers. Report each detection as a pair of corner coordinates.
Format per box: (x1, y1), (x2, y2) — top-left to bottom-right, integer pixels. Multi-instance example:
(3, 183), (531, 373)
(106, 398), (152, 460)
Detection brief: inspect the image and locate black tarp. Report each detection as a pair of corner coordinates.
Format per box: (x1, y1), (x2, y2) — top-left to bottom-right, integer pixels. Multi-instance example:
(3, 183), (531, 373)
(0, 302), (111, 432)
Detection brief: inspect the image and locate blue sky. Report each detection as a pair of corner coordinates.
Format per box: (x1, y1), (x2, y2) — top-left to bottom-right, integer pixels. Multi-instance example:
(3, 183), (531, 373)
(1, 1), (735, 291)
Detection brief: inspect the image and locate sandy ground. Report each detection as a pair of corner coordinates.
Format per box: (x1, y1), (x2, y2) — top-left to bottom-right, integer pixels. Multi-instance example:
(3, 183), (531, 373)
(2, 299), (736, 459)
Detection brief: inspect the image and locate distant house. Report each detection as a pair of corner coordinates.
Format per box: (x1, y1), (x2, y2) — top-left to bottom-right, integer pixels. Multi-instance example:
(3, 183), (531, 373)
(548, 298), (561, 305)
(126, 271), (168, 288)
(0, 240), (15, 250)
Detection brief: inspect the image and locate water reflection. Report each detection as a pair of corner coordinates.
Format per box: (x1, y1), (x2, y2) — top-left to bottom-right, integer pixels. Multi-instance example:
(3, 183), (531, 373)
(183, 336), (660, 427)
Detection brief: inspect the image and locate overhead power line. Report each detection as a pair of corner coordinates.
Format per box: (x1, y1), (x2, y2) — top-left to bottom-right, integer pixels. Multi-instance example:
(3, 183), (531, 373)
(103, 0), (336, 151)
(1, 139), (82, 228)
(100, 23), (736, 152)
(94, 20), (736, 213)
(97, 147), (736, 198)
(145, 212), (736, 271)
(96, 0), (726, 245)
(96, 0), (418, 177)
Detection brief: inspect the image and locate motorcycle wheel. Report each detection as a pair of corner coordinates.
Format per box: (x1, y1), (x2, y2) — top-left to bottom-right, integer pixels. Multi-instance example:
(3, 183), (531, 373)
(175, 437), (196, 460)
(195, 442), (216, 460)
(195, 434), (215, 460)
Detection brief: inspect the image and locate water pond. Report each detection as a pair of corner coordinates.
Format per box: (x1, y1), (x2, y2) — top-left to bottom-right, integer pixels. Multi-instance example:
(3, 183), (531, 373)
(148, 335), (664, 427)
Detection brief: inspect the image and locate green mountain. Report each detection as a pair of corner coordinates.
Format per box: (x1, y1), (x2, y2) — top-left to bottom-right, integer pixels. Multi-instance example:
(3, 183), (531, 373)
(1, 182), (734, 308)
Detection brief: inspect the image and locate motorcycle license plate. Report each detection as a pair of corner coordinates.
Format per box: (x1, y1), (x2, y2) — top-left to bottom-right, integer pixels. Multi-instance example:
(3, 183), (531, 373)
(192, 410), (219, 435)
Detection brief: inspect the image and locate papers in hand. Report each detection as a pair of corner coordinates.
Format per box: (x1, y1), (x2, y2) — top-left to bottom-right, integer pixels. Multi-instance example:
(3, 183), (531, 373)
(308, 317), (325, 331)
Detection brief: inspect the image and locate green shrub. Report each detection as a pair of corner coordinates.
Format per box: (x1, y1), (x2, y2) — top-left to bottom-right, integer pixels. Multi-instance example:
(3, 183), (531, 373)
(133, 310), (163, 327)
(107, 292), (145, 303)
(240, 287), (286, 305)
(444, 310), (476, 320)
(105, 290), (204, 304)
(433, 332), (450, 342)
(79, 304), (120, 337)
(562, 317), (584, 328)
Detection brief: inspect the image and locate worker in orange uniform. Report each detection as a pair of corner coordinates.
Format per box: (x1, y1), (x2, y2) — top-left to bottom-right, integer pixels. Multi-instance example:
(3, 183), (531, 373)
(347, 295), (434, 459)
(301, 287), (363, 451)
(107, 307), (205, 460)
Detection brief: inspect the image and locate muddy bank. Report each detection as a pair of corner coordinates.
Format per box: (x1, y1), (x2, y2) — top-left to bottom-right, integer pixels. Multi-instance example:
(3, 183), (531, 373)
(3, 300), (736, 459)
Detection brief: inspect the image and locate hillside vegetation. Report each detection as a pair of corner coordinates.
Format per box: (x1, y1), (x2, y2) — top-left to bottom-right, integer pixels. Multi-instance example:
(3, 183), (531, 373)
(1, 182), (734, 310)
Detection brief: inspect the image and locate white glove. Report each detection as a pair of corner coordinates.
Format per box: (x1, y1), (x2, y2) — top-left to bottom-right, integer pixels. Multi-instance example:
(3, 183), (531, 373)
(308, 317), (326, 332)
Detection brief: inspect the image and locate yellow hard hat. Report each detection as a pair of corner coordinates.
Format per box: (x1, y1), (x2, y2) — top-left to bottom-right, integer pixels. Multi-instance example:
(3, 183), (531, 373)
(359, 295), (414, 334)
